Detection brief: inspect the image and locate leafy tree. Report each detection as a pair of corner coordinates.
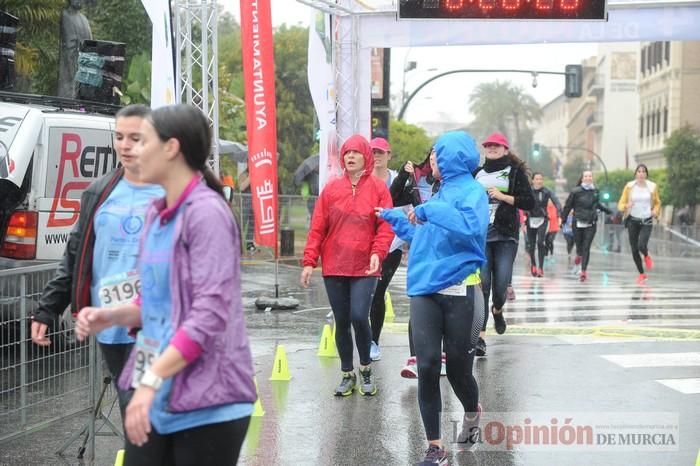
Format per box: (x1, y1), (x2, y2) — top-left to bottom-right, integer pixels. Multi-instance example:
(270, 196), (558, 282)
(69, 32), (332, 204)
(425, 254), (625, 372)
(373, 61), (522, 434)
(468, 81), (542, 160)
(528, 140), (555, 179)
(84, 0), (151, 63)
(562, 154), (586, 191)
(119, 51), (150, 105)
(664, 126), (700, 209)
(387, 118), (433, 170)
(273, 25), (315, 194)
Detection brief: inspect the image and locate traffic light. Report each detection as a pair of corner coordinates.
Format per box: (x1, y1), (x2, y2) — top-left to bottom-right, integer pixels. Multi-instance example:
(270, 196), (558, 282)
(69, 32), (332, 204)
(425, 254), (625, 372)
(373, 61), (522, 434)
(602, 191), (611, 201)
(532, 143), (541, 158)
(565, 64), (583, 98)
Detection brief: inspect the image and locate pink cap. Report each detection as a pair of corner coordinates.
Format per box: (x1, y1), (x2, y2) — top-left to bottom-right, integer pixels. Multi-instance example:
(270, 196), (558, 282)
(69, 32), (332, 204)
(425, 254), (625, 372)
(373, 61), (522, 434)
(370, 137), (391, 153)
(482, 132), (510, 149)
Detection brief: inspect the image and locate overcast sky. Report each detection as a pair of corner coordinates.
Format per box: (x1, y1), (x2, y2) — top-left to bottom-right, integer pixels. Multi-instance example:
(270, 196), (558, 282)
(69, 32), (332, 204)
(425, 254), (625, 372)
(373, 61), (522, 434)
(227, 1), (599, 126)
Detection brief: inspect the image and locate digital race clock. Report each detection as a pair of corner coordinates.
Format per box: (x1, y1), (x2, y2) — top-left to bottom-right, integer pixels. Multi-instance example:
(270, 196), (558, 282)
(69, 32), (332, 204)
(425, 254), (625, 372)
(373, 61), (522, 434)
(399, 0), (607, 20)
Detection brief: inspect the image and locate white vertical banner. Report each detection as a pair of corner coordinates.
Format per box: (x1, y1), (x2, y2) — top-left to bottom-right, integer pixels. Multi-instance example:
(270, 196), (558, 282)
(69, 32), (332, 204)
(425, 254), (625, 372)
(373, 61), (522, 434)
(307, 11), (339, 191)
(141, 0), (176, 108)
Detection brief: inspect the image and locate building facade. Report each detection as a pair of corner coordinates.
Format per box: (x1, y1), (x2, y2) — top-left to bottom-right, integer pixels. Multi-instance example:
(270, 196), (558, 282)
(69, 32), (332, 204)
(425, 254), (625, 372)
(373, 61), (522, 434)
(637, 41), (700, 168)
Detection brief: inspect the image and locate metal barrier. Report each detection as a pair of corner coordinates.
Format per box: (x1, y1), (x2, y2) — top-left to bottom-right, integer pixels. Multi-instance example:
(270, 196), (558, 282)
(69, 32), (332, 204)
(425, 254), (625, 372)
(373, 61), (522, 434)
(231, 193), (315, 257)
(0, 263), (116, 460)
(598, 221), (700, 258)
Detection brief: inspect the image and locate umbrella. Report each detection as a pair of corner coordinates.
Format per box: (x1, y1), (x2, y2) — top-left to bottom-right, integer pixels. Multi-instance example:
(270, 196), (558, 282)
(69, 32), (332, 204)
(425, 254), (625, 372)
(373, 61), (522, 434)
(293, 154), (320, 189)
(219, 140), (248, 163)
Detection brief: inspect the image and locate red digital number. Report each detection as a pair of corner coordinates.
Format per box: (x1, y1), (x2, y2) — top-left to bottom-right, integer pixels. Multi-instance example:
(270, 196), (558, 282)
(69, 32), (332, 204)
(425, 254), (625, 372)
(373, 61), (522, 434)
(535, 0), (554, 9)
(443, 0), (465, 10)
(502, 0), (520, 10)
(479, 0), (497, 10)
(560, 0), (579, 10)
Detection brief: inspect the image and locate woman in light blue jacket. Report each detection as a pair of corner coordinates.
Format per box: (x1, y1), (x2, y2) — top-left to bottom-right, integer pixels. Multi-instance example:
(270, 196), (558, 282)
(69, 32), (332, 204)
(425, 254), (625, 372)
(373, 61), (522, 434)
(379, 131), (488, 465)
(76, 104), (255, 465)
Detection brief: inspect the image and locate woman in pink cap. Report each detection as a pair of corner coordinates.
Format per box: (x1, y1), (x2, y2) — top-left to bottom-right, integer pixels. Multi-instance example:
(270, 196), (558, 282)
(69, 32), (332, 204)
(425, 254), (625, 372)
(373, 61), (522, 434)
(473, 133), (534, 356)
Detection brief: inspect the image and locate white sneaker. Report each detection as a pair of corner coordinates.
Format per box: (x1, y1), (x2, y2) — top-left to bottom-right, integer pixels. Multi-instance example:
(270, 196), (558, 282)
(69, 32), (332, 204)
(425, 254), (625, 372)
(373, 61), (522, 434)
(370, 341), (381, 361)
(400, 357), (418, 379)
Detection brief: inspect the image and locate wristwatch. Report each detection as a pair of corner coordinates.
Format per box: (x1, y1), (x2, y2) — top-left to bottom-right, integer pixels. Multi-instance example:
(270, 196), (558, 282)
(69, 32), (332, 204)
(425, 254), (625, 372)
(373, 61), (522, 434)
(139, 369), (163, 390)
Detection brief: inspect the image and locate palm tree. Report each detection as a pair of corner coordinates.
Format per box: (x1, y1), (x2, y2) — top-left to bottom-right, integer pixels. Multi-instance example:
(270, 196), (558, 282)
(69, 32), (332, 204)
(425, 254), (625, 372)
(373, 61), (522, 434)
(468, 81), (543, 160)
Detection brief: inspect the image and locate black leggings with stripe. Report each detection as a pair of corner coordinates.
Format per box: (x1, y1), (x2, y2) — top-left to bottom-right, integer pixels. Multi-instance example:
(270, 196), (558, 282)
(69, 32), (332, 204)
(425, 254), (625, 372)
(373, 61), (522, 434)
(411, 285), (484, 441)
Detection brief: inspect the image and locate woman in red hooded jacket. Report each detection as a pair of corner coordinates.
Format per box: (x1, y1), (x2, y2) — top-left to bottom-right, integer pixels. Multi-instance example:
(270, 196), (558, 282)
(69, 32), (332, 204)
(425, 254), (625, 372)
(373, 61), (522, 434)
(301, 134), (394, 397)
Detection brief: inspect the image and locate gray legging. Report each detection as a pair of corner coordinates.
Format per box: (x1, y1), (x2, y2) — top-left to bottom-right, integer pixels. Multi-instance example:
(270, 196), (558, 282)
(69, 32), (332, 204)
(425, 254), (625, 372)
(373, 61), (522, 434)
(480, 239), (518, 330)
(411, 285), (484, 441)
(324, 276), (378, 371)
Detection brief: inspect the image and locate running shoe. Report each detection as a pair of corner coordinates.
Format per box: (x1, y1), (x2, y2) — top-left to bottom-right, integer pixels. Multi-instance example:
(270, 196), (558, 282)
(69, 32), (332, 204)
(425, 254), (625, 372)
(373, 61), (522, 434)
(334, 371), (356, 396)
(574, 255), (582, 265)
(401, 357), (418, 379)
(531, 265), (538, 277)
(506, 285), (516, 301)
(492, 308), (507, 335)
(644, 255), (654, 271)
(457, 403), (482, 447)
(636, 273), (648, 284)
(359, 366), (378, 396)
(579, 270), (588, 282)
(475, 337), (486, 357)
(370, 341), (381, 361)
(440, 353), (447, 376)
(416, 444), (447, 465)
(536, 268), (544, 277)
(246, 242), (256, 253)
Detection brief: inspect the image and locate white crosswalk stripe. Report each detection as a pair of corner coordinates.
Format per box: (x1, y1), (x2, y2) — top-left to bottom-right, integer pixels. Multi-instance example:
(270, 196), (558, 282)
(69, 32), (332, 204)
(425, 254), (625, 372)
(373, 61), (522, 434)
(601, 352), (700, 395)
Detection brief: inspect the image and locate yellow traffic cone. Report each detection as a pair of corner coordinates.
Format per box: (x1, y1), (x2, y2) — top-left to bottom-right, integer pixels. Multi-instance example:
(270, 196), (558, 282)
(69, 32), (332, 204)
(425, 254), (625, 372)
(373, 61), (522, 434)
(114, 449), (124, 466)
(269, 344), (292, 381)
(384, 291), (395, 320)
(317, 323), (338, 357)
(252, 378), (265, 417)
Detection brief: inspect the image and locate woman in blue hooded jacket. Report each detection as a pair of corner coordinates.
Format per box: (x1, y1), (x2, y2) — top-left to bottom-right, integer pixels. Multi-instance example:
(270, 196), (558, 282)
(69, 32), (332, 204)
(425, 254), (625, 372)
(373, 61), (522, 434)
(379, 131), (488, 466)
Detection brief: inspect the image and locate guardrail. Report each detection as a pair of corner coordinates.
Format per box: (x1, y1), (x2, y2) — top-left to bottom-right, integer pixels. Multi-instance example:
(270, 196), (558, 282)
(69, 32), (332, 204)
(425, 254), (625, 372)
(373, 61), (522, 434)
(0, 263), (116, 461)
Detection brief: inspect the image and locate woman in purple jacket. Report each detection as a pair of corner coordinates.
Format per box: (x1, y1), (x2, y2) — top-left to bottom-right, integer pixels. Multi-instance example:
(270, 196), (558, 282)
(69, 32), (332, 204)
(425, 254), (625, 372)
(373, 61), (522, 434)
(75, 104), (256, 465)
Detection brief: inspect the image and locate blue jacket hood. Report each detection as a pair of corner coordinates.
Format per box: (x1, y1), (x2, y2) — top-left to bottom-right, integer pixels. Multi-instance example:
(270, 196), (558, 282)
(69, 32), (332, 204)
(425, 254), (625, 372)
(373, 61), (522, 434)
(380, 131), (488, 296)
(434, 131), (480, 181)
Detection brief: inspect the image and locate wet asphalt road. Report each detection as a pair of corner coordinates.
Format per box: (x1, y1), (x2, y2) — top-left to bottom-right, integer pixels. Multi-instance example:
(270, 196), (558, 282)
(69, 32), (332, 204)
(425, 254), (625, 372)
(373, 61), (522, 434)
(2, 245), (699, 465)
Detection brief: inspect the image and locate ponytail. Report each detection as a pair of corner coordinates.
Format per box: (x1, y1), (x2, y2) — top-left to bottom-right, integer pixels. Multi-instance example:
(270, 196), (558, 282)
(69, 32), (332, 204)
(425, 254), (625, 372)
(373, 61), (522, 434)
(201, 165), (225, 199)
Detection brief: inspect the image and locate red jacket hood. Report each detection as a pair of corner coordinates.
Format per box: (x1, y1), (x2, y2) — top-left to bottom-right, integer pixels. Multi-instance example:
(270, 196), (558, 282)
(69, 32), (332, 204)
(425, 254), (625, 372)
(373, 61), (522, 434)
(339, 134), (374, 176)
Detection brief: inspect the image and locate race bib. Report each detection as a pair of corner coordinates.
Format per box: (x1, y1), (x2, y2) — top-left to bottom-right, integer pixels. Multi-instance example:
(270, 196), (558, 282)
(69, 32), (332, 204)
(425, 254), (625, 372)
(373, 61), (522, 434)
(576, 220), (593, 228)
(131, 333), (160, 389)
(529, 217), (545, 229)
(438, 282), (467, 296)
(98, 271), (140, 307)
(488, 203), (498, 224)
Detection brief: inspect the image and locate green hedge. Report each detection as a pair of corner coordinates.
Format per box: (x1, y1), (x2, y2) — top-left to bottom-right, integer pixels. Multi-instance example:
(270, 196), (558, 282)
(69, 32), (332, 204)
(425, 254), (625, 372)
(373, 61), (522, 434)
(594, 168), (668, 205)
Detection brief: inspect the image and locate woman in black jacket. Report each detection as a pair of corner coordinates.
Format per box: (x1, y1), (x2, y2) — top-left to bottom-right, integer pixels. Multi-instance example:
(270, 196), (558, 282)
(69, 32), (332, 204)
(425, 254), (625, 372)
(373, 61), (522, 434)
(474, 133), (535, 356)
(561, 170), (612, 282)
(527, 172), (562, 277)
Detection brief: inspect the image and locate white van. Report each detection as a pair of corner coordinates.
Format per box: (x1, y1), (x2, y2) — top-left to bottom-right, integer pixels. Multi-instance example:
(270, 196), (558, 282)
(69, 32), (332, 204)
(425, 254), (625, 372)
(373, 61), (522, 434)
(0, 92), (119, 269)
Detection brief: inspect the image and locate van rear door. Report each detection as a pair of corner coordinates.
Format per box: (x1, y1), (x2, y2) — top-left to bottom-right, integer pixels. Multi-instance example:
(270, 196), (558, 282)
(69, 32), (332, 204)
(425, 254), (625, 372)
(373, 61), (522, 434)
(35, 115), (115, 261)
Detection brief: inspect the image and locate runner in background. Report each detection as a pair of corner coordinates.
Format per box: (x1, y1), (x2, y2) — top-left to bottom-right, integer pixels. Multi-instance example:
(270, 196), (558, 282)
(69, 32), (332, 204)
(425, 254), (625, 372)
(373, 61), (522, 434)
(474, 133), (534, 357)
(368, 137), (400, 361)
(31, 104), (162, 424)
(390, 150), (446, 378)
(545, 198), (561, 260)
(526, 172), (562, 277)
(562, 170), (612, 282)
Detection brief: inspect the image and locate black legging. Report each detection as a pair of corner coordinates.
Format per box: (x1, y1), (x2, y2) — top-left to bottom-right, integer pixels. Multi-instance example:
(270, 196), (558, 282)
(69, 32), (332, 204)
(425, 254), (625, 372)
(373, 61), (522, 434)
(411, 286), (484, 441)
(370, 249), (403, 344)
(564, 234), (575, 255)
(526, 220), (549, 269)
(574, 224), (597, 271)
(124, 417), (249, 466)
(545, 231), (557, 256)
(324, 276), (378, 371)
(627, 217), (653, 274)
(481, 240), (518, 331)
